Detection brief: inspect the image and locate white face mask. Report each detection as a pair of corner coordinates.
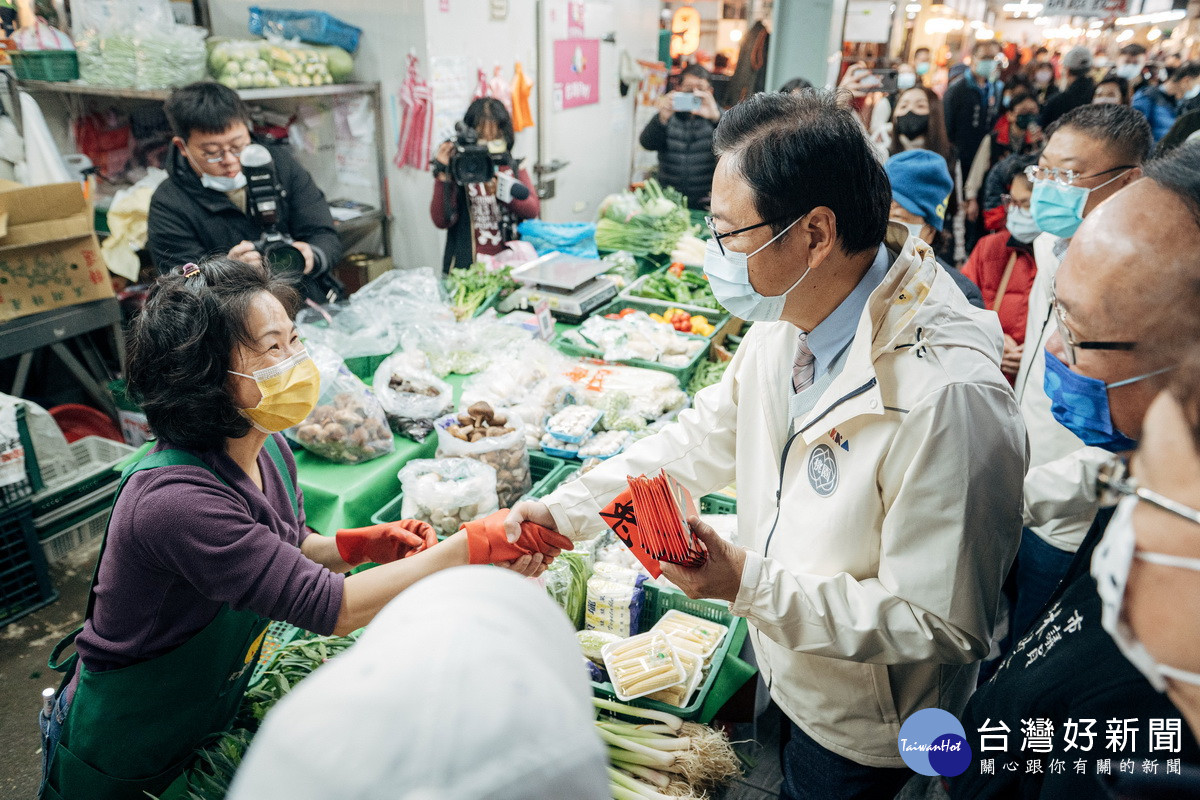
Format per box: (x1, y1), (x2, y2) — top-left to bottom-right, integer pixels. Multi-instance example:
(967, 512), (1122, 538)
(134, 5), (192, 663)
(1005, 206), (1040, 243)
(1186, 85), (1200, 101)
(1116, 62), (1144, 81)
(1092, 494), (1200, 692)
(897, 72), (917, 91)
(893, 220), (926, 242)
(200, 170), (248, 192)
(703, 215), (809, 322)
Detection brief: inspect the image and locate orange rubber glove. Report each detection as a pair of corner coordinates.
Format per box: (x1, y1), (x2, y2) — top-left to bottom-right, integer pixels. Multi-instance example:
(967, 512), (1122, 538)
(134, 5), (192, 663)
(335, 520), (438, 566)
(462, 509), (574, 564)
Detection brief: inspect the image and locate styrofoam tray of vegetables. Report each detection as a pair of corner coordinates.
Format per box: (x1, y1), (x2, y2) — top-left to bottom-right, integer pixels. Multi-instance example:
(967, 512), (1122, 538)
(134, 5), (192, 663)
(602, 631), (688, 702)
(651, 609), (728, 661)
(545, 404), (603, 444)
(540, 432), (582, 459)
(577, 430), (631, 460)
(647, 646), (704, 708)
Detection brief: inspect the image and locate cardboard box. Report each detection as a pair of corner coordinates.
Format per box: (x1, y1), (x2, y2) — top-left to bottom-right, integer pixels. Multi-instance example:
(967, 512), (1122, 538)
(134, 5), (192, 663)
(0, 181), (114, 323)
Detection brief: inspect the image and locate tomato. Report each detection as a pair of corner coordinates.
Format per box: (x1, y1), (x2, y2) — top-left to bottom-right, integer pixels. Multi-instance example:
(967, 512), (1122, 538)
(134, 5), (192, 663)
(668, 262), (685, 277)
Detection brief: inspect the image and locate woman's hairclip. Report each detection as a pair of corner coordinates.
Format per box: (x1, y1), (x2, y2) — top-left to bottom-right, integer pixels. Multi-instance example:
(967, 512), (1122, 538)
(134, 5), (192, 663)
(180, 262), (200, 278)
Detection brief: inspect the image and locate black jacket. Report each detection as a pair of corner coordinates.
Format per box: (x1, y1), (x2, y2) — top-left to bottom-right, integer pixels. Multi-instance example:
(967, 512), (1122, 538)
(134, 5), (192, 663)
(147, 140), (342, 303)
(1039, 76), (1096, 129)
(639, 112), (717, 210)
(944, 75), (1001, 177)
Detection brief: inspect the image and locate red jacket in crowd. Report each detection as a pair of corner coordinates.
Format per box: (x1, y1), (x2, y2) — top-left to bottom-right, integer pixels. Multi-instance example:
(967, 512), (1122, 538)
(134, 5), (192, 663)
(962, 231), (1038, 378)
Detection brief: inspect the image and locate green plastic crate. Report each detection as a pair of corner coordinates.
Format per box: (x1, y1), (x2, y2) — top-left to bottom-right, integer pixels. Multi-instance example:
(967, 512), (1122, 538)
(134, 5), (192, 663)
(596, 297), (728, 342)
(591, 583), (746, 721)
(249, 619), (303, 687)
(525, 451), (567, 498)
(619, 266), (729, 320)
(10, 50), (79, 82)
(554, 312), (709, 390)
(700, 493), (737, 515)
(531, 463), (578, 499)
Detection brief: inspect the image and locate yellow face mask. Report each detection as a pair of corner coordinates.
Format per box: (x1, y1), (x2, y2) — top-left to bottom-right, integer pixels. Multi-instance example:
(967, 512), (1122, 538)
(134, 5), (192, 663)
(228, 349), (320, 433)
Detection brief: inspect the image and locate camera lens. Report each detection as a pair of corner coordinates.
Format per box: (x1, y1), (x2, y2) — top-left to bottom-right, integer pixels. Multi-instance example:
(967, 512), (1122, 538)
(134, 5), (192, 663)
(262, 241), (306, 274)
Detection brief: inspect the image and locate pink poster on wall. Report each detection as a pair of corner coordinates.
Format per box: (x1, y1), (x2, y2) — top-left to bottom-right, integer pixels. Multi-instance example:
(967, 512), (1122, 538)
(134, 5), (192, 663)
(567, 1), (585, 37)
(552, 38), (600, 110)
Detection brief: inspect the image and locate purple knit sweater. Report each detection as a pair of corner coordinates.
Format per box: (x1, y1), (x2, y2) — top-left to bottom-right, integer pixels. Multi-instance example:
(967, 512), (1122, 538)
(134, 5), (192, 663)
(74, 435), (345, 672)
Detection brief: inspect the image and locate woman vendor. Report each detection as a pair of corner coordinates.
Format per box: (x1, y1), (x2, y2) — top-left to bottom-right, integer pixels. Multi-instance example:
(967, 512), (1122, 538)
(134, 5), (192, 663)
(38, 258), (571, 800)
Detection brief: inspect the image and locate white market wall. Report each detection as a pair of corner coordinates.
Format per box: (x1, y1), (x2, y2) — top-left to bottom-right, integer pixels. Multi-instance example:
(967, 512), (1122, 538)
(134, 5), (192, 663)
(209, 0), (657, 271)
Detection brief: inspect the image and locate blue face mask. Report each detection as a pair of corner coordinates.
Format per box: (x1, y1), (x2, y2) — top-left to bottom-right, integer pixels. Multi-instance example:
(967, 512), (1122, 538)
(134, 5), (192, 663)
(703, 215), (807, 322)
(1030, 170), (1131, 240)
(974, 59), (996, 80)
(1043, 350), (1171, 453)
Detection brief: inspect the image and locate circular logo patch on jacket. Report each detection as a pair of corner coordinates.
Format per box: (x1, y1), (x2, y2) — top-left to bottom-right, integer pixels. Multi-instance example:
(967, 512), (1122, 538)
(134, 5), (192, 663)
(807, 444), (839, 497)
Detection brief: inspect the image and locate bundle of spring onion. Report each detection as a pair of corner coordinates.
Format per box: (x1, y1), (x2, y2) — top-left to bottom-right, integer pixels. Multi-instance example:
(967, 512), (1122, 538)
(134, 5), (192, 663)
(595, 697), (741, 800)
(596, 180), (695, 257)
(445, 261), (519, 321)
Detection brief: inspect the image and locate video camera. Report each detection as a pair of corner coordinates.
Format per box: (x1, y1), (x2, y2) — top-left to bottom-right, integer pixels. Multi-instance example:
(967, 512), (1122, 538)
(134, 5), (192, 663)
(240, 143), (307, 275)
(442, 122), (530, 200)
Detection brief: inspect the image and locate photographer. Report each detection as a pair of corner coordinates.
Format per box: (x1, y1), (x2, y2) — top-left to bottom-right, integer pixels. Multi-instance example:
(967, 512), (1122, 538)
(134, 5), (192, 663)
(639, 64), (720, 210)
(430, 98), (540, 273)
(148, 81), (342, 304)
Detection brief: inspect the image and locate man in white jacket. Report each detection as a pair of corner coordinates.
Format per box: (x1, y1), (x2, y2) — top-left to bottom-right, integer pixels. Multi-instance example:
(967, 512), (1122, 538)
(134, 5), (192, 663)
(509, 91), (1027, 797)
(1010, 105), (1150, 641)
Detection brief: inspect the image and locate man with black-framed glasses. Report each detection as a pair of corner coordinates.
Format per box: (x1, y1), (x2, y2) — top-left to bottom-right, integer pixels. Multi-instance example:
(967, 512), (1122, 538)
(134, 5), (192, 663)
(1004, 104), (1152, 646)
(148, 82), (342, 305)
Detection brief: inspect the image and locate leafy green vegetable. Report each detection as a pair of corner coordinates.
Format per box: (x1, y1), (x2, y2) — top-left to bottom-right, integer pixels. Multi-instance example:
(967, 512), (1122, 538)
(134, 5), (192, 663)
(633, 271), (721, 310)
(595, 179), (693, 256)
(445, 262), (519, 321)
(687, 359), (730, 396)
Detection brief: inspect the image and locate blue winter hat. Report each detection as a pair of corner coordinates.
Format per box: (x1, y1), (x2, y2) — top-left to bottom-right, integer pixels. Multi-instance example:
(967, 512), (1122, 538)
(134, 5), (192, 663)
(885, 149), (954, 232)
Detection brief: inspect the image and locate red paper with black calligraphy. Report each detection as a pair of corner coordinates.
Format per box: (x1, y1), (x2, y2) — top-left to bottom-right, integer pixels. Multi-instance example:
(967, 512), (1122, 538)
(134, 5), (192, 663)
(599, 470), (706, 577)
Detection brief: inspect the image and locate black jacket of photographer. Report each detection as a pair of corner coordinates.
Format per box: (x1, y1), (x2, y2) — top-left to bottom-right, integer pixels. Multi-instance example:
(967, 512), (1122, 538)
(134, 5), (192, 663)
(639, 111), (717, 210)
(147, 138), (342, 303)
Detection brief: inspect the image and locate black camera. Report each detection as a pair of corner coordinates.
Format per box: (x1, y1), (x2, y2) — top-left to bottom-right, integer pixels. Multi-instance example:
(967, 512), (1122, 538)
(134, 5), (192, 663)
(240, 144), (307, 275)
(447, 121), (500, 185)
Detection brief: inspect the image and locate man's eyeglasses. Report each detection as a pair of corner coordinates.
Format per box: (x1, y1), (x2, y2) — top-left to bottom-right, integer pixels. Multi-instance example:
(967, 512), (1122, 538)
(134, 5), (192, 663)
(1099, 466), (1200, 528)
(704, 215), (786, 256)
(1024, 163), (1136, 187)
(195, 142), (251, 164)
(1001, 193), (1030, 211)
(1051, 279), (1136, 366)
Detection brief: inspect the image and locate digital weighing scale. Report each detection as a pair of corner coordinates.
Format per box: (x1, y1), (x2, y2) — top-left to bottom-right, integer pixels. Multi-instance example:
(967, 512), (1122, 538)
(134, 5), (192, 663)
(500, 252), (618, 325)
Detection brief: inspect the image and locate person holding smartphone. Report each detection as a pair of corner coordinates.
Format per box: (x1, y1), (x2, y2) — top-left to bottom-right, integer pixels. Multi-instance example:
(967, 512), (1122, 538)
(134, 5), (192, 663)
(639, 64), (721, 210)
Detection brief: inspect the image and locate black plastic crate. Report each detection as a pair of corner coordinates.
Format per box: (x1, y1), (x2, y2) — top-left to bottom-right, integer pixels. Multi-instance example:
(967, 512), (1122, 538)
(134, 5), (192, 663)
(0, 502), (57, 627)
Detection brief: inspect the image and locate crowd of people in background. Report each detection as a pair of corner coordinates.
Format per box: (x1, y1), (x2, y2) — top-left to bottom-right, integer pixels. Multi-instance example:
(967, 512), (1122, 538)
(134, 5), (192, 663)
(634, 36), (1200, 798)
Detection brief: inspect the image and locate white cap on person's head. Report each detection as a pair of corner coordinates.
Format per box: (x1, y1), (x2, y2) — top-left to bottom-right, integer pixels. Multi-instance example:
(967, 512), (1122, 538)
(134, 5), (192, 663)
(227, 566), (609, 800)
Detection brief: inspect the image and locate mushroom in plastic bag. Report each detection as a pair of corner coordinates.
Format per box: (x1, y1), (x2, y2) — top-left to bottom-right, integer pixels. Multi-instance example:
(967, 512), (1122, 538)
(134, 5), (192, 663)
(286, 343), (394, 464)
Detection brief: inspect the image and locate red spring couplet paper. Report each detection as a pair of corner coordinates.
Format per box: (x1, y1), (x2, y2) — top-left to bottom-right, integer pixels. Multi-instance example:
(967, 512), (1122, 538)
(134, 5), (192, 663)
(599, 470), (707, 577)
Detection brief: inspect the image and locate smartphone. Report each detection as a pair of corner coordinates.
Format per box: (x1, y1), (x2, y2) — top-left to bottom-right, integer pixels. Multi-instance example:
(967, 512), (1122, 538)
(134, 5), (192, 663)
(865, 68), (898, 94)
(672, 92), (702, 112)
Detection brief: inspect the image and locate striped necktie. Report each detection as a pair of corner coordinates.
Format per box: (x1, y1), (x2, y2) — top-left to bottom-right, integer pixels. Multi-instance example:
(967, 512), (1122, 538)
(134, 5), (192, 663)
(792, 332), (815, 394)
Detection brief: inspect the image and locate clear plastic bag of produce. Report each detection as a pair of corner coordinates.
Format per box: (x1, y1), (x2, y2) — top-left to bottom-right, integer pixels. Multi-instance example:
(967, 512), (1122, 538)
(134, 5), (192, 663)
(372, 351), (453, 441)
(285, 343), (394, 464)
(560, 363), (689, 425)
(401, 316), (532, 377)
(564, 312), (705, 366)
(435, 403), (531, 507)
(544, 550), (590, 629)
(75, 1), (205, 89)
(297, 301), (400, 361)
(459, 340), (572, 446)
(398, 457), (499, 537)
(516, 220), (599, 258)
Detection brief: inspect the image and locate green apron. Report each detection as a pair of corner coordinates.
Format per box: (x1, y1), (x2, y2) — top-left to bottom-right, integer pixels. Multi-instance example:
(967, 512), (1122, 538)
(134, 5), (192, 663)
(41, 438), (299, 800)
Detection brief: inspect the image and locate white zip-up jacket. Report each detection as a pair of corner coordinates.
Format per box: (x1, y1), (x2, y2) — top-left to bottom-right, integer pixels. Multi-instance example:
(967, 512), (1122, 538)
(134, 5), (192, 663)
(544, 228), (1028, 766)
(1014, 233), (1108, 552)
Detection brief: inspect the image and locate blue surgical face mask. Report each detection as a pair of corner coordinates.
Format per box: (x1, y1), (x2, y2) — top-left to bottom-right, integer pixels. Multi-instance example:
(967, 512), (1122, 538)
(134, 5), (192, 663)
(703, 215), (808, 322)
(1043, 349), (1171, 453)
(974, 59), (997, 80)
(892, 219), (926, 242)
(1005, 206), (1041, 243)
(1029, 169), (1129, 240)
